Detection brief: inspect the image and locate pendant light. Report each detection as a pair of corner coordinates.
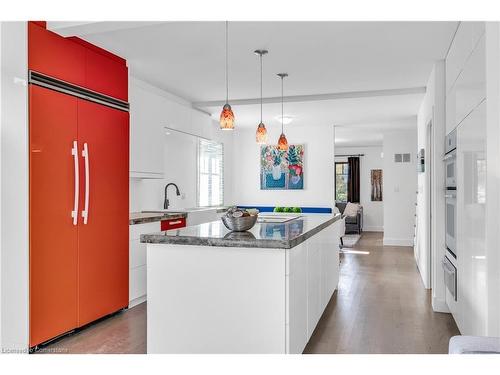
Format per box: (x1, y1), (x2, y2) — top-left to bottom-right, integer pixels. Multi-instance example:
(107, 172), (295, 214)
(254, 49), (268, 144)
(220, 21), (235, 130)
(277, 73), (289, 151)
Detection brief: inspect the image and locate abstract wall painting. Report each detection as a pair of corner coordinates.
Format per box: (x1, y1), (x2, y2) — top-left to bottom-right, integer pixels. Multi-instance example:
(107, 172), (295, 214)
(260, 145), (304, 190)
(371, 169), (383, 201)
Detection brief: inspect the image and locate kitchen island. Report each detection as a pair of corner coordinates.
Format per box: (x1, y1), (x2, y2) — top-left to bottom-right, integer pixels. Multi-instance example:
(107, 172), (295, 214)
(141, 213), (342, 354)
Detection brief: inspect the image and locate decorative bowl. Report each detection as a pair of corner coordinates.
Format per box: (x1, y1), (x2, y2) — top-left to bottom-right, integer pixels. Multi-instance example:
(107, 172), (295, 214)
(221, 214), (258, 232)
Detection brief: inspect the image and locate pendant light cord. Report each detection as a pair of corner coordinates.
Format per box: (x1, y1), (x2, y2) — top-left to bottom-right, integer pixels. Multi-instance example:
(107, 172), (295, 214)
(260, 53), (263, 123)
(281, 76), (284, 134)
(225, 21), (229, 103)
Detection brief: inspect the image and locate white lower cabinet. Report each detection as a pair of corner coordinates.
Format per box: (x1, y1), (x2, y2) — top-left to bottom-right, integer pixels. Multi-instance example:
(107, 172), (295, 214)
(287, 222), (340, 353)
(129, 221), (161, 306)
(455, 100), (487, 336)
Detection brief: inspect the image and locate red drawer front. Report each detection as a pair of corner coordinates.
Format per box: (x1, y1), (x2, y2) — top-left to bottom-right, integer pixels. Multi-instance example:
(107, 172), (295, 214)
(161, 218), (186, 231)
(28, 22), (86, 87)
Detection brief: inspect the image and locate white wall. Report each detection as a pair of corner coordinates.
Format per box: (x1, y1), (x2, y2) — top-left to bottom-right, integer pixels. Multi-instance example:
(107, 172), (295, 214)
(416, 62), (447, 301)
(382, 127), (418, 246)
(0, 21), (29, 351)
(232, 125), (335, 208)
(335, 146), (383, 231)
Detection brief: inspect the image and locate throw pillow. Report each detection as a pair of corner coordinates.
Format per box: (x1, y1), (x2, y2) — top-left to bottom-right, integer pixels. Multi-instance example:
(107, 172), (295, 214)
(343, 202), (360, 217)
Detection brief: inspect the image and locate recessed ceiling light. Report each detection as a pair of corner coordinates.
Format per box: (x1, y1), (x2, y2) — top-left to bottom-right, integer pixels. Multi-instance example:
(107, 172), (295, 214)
(275, 115), (295, 125)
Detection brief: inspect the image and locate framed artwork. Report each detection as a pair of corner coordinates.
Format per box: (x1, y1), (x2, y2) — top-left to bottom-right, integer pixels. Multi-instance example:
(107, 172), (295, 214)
(371, 169), (383, 201)
(260, 144), (304, 190)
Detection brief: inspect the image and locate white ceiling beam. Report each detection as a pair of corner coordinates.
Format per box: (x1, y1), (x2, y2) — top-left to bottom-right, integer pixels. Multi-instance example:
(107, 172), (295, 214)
(193, 86), (426, 108)
(47, 21), (165, 37)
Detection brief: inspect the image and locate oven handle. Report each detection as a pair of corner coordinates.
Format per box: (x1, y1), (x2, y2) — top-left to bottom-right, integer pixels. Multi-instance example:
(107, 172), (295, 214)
(443, 152), (456, 161)
(442, 259), (455, 275)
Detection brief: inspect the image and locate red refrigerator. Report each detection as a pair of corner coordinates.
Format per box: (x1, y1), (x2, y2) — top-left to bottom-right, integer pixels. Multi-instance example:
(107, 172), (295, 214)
(29, 22), (129, 348)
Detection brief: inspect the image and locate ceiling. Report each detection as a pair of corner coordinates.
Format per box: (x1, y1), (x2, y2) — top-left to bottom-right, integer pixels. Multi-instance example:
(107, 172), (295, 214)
(334, 117), (417, 147)
(50, 21), (457, 137)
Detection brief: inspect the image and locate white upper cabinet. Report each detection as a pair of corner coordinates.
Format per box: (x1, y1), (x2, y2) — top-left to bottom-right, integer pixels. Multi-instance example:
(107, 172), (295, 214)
(446, 22), (485, 94)
(191, 109), (213, 139)
(129, 77), (216, 179)
(446, 31), (486, 134)
(166, 100), (192, 133)
(129, 78), (166, 178)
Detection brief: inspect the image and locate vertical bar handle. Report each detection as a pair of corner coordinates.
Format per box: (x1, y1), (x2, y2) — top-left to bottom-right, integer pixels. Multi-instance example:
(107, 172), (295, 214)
(82, 143), (90, 224)
(71, 141), (79, 225)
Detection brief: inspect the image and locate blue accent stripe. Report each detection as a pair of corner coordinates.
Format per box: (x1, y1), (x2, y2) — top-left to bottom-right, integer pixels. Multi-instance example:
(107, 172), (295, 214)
(237, 206), (332, 214)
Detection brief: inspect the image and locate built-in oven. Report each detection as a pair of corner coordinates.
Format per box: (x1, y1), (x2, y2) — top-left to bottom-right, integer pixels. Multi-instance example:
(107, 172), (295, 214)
(445, 129), (457, 189)
(445, 189), (457, 258)
(445, 130), (457, 258)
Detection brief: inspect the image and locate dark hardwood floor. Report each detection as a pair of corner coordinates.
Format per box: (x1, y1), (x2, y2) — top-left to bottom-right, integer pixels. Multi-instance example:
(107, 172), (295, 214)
(40, 231), (459, 354)
(304, 231), (459, 354)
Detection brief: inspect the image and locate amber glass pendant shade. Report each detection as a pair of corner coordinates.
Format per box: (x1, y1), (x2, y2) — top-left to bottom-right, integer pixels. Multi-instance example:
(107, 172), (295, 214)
(256, 123), (268, 143)
(277, 133), (288, 151)
(220, 103), (235, 130)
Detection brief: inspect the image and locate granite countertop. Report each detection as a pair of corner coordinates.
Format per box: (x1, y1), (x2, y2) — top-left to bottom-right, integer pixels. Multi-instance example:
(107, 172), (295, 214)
(129, 206), (230, 225)
(140, 213), (341, 249)
(129, 212), (187, 225)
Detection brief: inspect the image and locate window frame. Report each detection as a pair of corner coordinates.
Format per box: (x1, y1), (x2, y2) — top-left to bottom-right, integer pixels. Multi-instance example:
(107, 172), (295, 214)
(197, 139), (224, 207)
(335, 161), (349, 203)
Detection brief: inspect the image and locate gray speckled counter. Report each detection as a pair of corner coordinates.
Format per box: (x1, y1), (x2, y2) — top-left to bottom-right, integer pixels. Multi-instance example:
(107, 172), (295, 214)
(141, 213), (340, 249)
(129, 212), (187, 225)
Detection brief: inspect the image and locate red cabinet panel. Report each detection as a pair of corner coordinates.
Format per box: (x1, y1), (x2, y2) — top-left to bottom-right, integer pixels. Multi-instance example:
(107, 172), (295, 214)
(29, 85), (78, 347)
(85, 48), (128, 101)
(161, 218), (187, 231)
(28, 22), (128, 101)
(77, 100), (129, 327)
(28, 22), (86, 87)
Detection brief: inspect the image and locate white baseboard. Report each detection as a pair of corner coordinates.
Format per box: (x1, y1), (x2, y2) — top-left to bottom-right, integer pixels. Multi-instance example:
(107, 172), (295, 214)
(383, 237), (413, 246)
(432, 297), (450, 313)
(363, 226), (384, 232)
(129, 294), (147, 308)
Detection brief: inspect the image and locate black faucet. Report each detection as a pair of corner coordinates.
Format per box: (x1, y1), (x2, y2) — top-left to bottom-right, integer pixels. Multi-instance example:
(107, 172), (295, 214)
(164, 183), (181, 209)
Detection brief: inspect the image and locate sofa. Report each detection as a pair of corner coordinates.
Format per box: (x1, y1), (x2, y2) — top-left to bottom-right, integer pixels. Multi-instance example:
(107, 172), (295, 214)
(335, 202), (363, 234)
(449, 336), (500, 354)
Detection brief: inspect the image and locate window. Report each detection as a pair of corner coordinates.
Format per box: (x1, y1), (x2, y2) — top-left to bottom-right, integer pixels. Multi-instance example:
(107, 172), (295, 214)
(197, 139), (224, 207)
(335, 162), (349, 202)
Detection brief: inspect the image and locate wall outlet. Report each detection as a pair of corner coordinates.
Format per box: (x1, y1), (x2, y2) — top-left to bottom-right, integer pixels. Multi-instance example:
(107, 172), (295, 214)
(181, 193), (186, 200)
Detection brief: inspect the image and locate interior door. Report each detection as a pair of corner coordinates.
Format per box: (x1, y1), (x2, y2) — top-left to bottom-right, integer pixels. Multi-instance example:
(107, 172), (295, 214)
(77, 99), (129, 326)
(29, 85), (78, 346)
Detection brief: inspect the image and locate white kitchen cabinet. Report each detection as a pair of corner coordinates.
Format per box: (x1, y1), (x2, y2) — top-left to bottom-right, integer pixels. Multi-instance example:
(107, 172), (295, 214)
(286, 222), (340, 353)
(166, 100), (192, 133)
(129, 78), (166, 178)
(129, 265), (147, 305)
(446, 22), (485, 94)
(307, 238), (322, 335)
(286, 242), (308, 354)
(191, 108), (213, 139)
(129, 221), (161, 306)
(446, 34), (486, 134)
(456, 100), (487, 336)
